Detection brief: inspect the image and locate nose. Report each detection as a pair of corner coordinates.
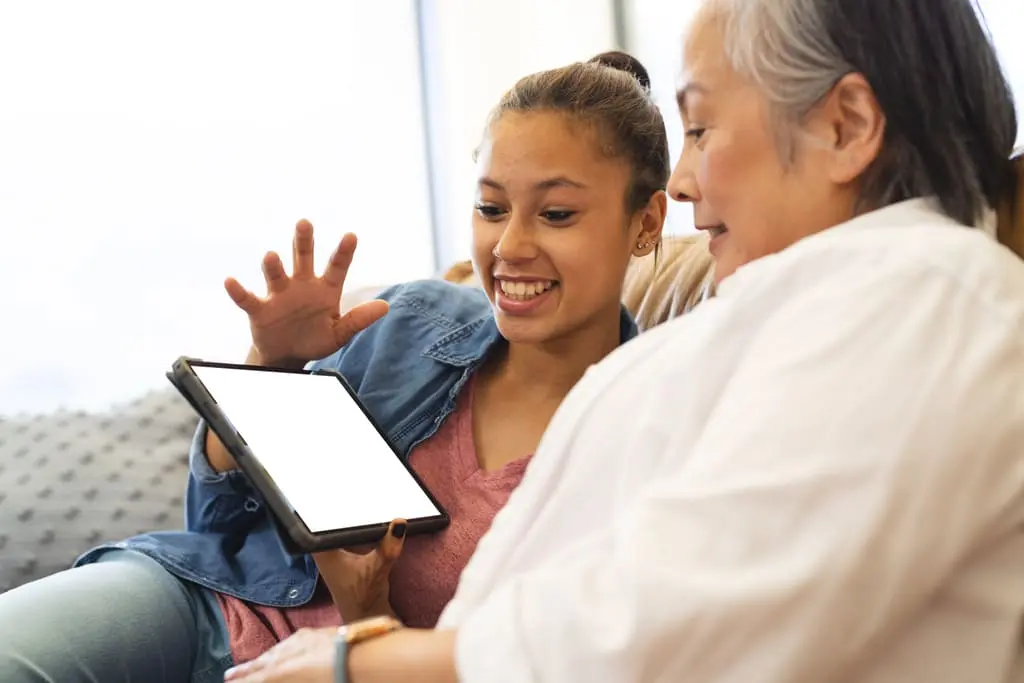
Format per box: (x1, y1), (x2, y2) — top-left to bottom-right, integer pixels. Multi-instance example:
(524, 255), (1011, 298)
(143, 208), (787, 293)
(667, 147), (701, 204)
(493, 214), (538, 262)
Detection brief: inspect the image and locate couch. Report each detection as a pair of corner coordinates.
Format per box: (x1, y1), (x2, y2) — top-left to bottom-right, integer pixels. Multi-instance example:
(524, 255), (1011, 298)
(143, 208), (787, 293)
(0, 235), (711, 592)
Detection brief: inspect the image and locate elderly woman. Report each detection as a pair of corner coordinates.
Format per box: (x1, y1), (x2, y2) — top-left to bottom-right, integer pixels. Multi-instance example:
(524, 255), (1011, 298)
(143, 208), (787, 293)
(225, 0), (1024, 681)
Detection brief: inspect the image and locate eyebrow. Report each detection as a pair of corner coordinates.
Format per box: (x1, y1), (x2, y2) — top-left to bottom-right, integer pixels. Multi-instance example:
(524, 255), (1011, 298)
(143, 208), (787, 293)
(676, 82), (708, 114)
(478, 176), (588, 192)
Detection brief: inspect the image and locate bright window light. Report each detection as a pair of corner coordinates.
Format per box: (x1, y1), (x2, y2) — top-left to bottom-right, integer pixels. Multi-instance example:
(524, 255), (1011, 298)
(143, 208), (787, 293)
(0, 1), (434, 414)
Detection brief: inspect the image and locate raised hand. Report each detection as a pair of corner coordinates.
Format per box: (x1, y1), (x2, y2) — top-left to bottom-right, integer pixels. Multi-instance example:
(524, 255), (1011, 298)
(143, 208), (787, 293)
(224, 220), (389, 367)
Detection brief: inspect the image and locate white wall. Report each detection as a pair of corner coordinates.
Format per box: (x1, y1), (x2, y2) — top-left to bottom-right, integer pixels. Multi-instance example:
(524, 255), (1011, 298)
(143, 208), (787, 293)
(0, 1), (434, 414)
(424, 0), (619, 266)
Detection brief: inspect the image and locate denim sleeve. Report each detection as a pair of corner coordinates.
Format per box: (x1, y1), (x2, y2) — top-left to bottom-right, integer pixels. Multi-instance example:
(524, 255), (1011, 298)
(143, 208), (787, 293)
(181, 283), (409, 537)
(184, 420), (262, 533)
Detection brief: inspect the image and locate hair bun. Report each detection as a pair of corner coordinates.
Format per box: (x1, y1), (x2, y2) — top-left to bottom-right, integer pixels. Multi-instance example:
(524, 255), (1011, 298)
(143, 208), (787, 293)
(588, 50), (651, 91)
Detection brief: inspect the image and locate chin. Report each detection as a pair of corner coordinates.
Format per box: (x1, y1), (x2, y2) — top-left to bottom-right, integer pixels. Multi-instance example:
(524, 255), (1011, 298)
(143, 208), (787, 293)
(711, 257), (741, 284)
(493, 315), (561, 346)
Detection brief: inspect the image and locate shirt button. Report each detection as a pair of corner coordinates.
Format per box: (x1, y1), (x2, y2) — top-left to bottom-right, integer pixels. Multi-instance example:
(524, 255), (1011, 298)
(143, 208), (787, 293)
(287, 588), (300, 599)
(243, 497), (260, 512)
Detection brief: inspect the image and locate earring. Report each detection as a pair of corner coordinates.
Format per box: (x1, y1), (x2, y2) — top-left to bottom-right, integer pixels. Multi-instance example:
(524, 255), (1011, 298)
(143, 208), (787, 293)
(636, 239), (655, 250)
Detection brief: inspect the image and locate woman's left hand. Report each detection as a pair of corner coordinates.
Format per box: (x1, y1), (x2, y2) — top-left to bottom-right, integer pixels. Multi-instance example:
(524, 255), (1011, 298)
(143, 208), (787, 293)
(313, 519), (407, 623)
(223, 627), (338, 682)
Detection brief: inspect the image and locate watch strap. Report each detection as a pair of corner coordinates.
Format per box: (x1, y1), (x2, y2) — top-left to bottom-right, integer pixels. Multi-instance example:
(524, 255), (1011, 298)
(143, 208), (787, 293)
(335, 634), (350, 683)
(334, 616), (401, 683)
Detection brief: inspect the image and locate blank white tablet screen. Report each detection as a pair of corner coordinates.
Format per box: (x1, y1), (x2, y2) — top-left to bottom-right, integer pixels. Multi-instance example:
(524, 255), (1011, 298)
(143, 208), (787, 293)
(191, 364), (442, 533)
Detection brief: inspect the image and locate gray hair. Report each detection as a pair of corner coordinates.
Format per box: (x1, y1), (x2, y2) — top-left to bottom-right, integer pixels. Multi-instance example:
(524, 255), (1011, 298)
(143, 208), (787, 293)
(703, 0), (1023, 251)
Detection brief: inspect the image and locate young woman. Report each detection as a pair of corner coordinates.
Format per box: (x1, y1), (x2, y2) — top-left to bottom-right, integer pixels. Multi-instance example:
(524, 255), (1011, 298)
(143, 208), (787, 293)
(0, 52), (673, 682)
(224, 0), (1024, 681)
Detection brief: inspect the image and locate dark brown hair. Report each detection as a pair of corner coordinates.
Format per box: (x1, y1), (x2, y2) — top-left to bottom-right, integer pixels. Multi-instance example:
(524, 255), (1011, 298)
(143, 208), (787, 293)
(483, 51), (670, 216)
(996, 156), (1024, 259)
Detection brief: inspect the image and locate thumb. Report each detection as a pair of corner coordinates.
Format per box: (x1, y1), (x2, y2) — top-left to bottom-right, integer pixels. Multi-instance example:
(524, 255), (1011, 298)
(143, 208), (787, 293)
(375, 519), (407, 570)
(224, 277), (262, 316)
(310, 549), (354, 599)
(332, 299), (389, 347)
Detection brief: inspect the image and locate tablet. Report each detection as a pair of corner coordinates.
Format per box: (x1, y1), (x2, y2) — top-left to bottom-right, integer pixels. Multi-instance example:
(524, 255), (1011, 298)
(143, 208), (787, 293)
(167, 357), (448, 554)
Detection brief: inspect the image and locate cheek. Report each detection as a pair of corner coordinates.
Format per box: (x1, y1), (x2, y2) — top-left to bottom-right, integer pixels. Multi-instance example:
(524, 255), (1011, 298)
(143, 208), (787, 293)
(470, 220), (498, 283)
(696, 148), (744, 240)
(570, 242), (631, 308)
(697, 132), (755, 216)
(551, 231), (626, 289)
(702, 133), (786, 241)
(471, 217), (500, 254)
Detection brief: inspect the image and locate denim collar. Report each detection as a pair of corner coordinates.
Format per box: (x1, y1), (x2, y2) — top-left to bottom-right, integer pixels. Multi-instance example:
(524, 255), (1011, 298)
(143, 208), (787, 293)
(422, 304), (638, 367)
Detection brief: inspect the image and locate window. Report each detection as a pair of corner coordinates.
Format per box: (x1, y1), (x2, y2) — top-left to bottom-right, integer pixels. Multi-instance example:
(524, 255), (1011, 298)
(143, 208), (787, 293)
(621, 0), (702, 236)
(979, 0), (1024, 147)
(0, 1), (434, 414)
(420, 0), (619, 265)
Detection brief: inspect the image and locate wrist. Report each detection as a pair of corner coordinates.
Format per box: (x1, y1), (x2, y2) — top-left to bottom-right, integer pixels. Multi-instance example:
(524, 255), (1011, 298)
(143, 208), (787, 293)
(336, 616), (404, 683)
(347, 628), (459, 683)
(248, 346), (306, 370)
(337, 601), (398, 625)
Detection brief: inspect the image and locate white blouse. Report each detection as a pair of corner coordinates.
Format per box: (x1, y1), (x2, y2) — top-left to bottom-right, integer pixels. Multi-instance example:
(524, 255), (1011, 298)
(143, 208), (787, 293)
(438, 199), (1024, 683)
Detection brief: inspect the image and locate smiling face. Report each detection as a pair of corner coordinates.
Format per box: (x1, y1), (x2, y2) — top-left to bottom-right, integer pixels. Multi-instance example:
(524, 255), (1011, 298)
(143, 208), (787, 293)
(472, 110), (663, 345)
(667, 10), (873, 283)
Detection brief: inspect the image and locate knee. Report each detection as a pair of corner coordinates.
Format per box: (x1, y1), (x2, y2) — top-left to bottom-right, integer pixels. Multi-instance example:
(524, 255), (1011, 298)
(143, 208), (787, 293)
(0, 571), (98, 682)
(0, 652), (54, 683)
(0, 587), (67, 682)
(0, 559), (195, 682)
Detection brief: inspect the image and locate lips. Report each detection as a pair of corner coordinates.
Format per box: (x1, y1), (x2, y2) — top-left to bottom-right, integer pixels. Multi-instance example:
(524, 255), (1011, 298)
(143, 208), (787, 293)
(696, 223), (729, 258)
(492, 276), (559, 315)
(697, 223), (727, 237)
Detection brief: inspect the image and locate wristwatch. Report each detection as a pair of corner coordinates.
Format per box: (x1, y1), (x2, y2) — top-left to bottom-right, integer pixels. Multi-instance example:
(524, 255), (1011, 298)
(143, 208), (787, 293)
(335, 615), (403, 683)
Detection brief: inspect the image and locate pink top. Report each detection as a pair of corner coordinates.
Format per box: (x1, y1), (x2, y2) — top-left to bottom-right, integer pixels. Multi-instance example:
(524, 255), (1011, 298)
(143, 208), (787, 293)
(216, 378), (531, 664)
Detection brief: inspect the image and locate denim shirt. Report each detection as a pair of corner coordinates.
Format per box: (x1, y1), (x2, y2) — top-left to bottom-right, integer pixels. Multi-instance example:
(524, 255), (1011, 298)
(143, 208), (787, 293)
(76, 279), (638, 607)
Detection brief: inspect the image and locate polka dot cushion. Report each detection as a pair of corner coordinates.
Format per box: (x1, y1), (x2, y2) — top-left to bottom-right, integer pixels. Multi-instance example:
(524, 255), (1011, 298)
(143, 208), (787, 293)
(0, 389), (197, 592)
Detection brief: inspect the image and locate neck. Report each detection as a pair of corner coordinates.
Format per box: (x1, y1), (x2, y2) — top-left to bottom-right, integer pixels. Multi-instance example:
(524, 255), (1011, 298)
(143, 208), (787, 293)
(488, 306), (623, 400)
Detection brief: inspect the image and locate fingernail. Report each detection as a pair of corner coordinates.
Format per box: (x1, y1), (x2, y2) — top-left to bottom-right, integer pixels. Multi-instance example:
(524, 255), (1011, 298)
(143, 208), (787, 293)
(391, 523), (407, 538)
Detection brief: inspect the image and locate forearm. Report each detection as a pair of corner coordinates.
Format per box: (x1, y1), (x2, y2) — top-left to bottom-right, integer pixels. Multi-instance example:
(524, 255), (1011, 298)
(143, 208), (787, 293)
(204, 345), (304, 472)
(202, 429), (238, 473)
(349, 629), (458, 683)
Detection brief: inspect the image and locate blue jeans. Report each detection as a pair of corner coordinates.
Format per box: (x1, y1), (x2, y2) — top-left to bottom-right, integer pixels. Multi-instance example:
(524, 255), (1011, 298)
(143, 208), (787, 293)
(0, 550), (233, 683)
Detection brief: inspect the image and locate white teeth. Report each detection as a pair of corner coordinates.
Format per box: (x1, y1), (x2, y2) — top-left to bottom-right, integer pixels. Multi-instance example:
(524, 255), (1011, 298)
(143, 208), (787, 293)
(709, 225), (727, 237)
(497, 279), (555, 300)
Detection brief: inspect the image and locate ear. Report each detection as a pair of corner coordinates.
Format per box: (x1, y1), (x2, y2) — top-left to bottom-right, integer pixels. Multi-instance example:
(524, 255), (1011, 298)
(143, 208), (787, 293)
(810, 73), (885, 185)
(632, 190), (668, 257)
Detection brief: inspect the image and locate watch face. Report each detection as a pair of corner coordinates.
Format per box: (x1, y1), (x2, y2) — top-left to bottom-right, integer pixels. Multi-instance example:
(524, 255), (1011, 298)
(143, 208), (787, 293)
(340, 615), (402, 645)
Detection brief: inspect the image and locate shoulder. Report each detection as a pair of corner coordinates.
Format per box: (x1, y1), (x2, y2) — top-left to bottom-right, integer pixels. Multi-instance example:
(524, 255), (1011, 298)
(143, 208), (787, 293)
(312, 279), (496, 381)
(725, 204), (1024, 335)
(374, 279), (492, 329)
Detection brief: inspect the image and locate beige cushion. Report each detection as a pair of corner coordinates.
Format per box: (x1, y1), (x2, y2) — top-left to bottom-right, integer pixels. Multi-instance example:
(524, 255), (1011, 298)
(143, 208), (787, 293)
(621, 234), (713, 330)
